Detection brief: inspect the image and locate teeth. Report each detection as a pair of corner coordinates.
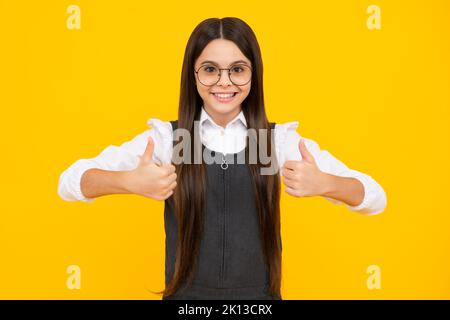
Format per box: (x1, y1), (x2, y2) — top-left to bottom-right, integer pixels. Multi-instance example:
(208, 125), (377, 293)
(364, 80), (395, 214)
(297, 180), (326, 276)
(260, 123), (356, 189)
(214, 93), (235, 98)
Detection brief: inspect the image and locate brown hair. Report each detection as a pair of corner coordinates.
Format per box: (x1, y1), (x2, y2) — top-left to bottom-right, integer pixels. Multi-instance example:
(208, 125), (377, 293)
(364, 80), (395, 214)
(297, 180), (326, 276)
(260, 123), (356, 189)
(159, 17), (281, 299)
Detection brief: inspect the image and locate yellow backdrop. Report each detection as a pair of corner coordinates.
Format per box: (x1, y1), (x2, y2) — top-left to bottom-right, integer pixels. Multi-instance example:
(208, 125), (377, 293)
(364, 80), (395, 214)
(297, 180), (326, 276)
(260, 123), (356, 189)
(1, 0), (449, 299)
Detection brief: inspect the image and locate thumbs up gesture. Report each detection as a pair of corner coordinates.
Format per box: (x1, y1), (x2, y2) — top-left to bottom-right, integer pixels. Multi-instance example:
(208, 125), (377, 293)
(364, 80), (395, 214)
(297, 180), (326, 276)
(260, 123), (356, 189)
(124, 136), (177, 201)
(282, 138), (329, 198)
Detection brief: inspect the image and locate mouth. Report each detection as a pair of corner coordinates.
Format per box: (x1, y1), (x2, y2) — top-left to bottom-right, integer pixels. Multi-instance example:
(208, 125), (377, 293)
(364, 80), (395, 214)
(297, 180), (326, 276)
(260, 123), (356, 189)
(210, 92), (238, 103)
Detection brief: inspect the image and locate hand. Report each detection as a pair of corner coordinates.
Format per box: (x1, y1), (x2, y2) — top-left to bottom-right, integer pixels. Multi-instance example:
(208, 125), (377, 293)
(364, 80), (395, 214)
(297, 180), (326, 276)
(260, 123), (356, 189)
(282, 138), (330, 198)
(124, 136), (177, 201)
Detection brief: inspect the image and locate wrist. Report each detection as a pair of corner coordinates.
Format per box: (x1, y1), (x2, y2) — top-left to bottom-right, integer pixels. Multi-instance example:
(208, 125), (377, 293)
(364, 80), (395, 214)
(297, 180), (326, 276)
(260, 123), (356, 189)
(320, 172), (338, 197)
(117, 170), (134, 194)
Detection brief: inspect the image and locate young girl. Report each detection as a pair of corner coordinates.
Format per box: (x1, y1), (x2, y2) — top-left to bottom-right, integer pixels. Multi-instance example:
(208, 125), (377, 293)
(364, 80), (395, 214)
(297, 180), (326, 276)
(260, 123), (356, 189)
(58, 17), (387, 300)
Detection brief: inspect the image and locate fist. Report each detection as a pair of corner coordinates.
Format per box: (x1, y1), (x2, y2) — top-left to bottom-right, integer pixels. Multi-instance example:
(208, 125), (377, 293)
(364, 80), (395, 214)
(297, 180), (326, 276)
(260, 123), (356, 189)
(125, 136), (177, 201)
(282, 138), (328, 198)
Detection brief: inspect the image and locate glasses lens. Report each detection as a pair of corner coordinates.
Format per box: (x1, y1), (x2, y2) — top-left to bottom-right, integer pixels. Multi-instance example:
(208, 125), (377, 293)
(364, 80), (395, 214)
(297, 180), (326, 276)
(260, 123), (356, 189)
(229, 65), (252, 85)
(197, 65), (220, 86)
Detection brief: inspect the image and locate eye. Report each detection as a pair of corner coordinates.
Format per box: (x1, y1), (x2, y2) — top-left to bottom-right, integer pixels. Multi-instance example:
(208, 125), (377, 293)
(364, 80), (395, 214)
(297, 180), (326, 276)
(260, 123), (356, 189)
(202, 65), (217, 73)
(231, 66), (244, 73)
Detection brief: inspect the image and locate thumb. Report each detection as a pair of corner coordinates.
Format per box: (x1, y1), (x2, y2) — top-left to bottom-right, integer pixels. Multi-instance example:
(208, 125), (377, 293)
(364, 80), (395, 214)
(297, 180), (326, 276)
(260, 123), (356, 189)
(141, 136), (155, 164)
(299, 138), (314, 163)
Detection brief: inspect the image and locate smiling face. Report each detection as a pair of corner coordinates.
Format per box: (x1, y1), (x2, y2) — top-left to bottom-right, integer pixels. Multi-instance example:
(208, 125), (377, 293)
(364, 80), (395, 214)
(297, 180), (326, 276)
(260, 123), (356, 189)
(194, 39), (252, 127)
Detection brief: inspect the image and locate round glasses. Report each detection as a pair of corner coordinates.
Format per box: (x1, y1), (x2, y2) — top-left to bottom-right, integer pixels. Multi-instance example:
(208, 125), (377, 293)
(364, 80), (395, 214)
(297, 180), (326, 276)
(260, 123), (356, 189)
(194, 64), (252, 86)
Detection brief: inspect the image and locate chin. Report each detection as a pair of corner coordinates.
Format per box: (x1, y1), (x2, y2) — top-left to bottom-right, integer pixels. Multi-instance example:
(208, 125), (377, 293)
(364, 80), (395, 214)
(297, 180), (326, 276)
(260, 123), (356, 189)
(208, 102), (241, 114)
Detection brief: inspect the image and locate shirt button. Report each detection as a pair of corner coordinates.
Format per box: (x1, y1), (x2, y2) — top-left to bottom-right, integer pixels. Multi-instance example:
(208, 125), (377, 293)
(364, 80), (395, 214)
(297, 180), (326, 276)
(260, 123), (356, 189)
(220, 129), (224, 136)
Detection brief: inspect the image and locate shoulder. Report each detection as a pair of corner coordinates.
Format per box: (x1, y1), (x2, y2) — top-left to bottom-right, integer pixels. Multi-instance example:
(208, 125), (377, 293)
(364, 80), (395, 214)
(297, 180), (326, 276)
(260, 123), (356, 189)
(145, 117), (175, 142)
(145, 118), (174, 164)
(146, 117), (174, 132)
(273, 121), (299, 134)
(273, 121), (300, 146)
(273, 121), (320, 149)
(273, 120), (325, 164)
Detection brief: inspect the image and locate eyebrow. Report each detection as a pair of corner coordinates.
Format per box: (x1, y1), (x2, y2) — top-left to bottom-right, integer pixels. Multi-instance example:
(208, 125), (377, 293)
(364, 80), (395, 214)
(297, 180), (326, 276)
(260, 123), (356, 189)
(199, 60), (250, 67)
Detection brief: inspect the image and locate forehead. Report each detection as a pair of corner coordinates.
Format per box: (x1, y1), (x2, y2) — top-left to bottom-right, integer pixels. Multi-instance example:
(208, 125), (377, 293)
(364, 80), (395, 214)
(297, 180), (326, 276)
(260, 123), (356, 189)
(196, 39), (251, 66)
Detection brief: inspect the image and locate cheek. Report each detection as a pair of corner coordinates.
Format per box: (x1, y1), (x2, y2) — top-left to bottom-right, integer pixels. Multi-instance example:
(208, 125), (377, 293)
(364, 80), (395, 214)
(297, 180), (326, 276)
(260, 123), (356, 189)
(196, 84), (210, 100)
(238, 84), (251, 100)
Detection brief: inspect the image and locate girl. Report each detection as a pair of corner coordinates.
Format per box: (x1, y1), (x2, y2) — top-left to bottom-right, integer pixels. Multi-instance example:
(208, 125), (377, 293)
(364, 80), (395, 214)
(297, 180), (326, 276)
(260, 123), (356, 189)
(58, 17), (387, 300)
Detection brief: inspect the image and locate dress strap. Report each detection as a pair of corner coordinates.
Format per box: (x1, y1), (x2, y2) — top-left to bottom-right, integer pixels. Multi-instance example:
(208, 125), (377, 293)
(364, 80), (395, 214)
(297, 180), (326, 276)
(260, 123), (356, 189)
(169, 120), (178, 131)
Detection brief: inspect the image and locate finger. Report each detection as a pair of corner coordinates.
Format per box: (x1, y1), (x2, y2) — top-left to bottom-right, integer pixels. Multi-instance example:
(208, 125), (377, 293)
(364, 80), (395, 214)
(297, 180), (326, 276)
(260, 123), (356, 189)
(167, 172), (177, 183)
(162, 189), (174, 200)
(283, 177), (297, 189)
(283, 160), (301, 171)
(141, 136), (155, 164)
(284, 187), (300, 197)
(153, 189), (173, 201)
(298, 138), (314, 163)
(281, 167), (296, 179)
(159, 174), (176, 190)
(163, 181), (177, 193)
(161, 164), (176, 175)
(157, 171), (176, 184)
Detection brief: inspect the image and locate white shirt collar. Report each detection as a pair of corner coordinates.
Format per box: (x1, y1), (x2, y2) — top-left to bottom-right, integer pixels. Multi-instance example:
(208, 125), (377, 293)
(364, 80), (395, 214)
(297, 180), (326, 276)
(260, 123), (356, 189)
(199, 105), (247, 129)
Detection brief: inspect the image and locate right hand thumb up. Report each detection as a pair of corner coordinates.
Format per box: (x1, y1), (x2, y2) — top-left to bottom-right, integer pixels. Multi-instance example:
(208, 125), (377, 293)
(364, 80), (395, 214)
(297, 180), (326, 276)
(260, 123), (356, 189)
(128, 135), (177, 201)
(140, 136), (155, 164)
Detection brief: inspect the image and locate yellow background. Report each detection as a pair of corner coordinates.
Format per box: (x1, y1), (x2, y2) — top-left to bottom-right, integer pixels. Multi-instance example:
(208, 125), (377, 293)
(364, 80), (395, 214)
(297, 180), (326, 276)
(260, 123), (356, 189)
(1, 0), (449, 299)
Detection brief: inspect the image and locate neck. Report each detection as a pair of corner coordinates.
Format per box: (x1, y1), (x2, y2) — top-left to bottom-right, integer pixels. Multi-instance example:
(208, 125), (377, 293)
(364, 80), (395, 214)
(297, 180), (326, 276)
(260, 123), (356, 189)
(203, 105), (242, 128)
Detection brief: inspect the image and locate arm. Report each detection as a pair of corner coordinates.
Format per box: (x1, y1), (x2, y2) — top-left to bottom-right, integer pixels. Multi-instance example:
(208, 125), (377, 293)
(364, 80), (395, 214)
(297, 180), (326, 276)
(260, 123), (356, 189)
(313, 143), (387, 215)
(277, 123), (387, 215)
(282, 140), (365, 207)
(57, 118), (174, 202)
(79, 139), (176, 201)
(79, 168), (132, 199)
(57, 130), (151, 202)
(321, 173), (365, 207)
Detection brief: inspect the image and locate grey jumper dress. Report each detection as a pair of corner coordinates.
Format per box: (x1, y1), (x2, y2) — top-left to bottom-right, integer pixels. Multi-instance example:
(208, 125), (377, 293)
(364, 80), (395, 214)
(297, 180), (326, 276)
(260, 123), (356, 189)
(162, 120), (281, 300)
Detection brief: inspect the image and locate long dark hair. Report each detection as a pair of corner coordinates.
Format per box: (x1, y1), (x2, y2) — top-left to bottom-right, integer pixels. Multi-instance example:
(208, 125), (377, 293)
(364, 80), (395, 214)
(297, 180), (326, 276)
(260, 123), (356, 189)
(161, 17), (282, 299)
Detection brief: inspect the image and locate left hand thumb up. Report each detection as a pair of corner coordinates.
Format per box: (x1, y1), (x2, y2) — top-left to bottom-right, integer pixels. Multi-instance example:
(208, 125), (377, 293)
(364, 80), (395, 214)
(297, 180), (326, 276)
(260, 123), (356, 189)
(299, 138), (315, 164)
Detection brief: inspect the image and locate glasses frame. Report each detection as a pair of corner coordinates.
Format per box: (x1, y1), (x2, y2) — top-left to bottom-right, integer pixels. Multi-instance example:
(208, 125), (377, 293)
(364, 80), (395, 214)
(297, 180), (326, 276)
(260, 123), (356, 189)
(194, 64), (252, 87)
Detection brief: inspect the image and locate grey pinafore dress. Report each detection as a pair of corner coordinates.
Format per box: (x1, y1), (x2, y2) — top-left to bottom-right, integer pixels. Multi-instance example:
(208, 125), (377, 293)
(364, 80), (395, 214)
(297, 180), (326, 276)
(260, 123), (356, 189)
(162, 120), (281, 300)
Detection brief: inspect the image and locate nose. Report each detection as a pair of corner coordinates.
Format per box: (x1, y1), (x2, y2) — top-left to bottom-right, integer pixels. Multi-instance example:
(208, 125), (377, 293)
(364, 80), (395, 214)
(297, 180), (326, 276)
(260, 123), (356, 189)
(216, 69), (232, 86)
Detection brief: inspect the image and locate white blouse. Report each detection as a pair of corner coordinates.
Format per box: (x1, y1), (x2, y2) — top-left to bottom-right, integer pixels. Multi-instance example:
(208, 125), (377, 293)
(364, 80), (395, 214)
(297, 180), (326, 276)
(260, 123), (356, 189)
(57, 107), (387, 215)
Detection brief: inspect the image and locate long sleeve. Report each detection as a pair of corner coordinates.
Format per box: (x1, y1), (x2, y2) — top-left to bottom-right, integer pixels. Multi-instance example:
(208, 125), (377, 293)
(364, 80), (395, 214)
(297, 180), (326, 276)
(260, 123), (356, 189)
(57, 118), (173, 202)
(275, 122), (387, 215)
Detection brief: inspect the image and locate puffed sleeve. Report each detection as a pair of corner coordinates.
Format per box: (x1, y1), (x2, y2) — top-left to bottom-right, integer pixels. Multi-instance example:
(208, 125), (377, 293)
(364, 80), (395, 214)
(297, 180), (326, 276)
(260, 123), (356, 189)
(57, 118), (173, 202)
(274, 122), (387, 215)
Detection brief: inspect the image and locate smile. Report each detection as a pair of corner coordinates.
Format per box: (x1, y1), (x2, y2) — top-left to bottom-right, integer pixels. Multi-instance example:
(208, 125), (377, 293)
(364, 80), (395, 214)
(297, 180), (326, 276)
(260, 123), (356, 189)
(211, 92), (238, 103)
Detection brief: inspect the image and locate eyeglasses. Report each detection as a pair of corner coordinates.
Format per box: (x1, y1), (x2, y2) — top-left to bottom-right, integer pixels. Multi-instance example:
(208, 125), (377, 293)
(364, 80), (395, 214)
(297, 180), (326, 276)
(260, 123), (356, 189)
(194, 64), (252, 86)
